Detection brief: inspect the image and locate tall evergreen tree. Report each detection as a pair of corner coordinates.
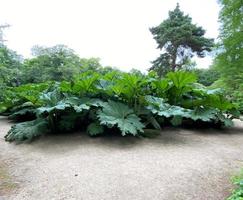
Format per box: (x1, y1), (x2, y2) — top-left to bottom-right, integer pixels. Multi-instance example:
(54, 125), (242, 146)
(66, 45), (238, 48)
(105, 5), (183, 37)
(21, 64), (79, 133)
(150, 3), (214, 76)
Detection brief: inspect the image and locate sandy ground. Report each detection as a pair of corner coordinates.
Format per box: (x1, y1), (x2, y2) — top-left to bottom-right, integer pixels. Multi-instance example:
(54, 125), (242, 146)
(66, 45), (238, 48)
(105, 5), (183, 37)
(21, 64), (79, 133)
(0, 117), (243, 200)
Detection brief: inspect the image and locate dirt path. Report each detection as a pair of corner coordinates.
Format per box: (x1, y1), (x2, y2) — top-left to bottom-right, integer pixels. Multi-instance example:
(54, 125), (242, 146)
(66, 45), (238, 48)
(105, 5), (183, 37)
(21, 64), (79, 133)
(0, 117), (243, 200)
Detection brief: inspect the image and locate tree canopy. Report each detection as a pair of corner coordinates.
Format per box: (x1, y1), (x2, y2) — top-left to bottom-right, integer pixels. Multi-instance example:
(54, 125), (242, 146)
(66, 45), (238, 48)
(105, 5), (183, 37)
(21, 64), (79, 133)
(0, 44), (116, 85)
(213, 0), (243, 111)
(150, 3), (214, 76)
(215, 0), (243, 84)
(21, 45), (111, 83)
(0, 45), (23, 86)
(192, 67), (220, 86)
(22, 45), (82, 83)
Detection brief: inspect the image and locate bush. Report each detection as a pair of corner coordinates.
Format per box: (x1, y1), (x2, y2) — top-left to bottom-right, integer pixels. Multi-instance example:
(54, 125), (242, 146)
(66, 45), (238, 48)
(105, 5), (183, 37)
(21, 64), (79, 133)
(211, 79), (243, 113)
(0, 71), (240, 143)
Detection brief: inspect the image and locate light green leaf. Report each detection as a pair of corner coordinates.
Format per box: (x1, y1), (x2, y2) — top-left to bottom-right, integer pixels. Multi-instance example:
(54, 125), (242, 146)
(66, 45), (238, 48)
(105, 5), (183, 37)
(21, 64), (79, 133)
(145, 95), (191, 118)
(98, 100), (144, 136)
(167, 71), (197, 88)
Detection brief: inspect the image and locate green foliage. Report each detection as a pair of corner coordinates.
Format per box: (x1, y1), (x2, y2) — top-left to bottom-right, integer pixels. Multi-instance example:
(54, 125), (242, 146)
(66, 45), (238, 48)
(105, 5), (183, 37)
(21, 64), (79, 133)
(189, 107), (217, 122)
(79, 57), (102, 72)
(192, 67), (220, 86)
(214, 0), (243, 113)
(0, 43), (120, 87)
(0, 70), (239, 143)
(145, 96), (191, 119)
(227, 170), (243, 200)
(18, 45), (116, 85)
(165, 71), (199, 105)
(0, 3), (240, 143)
(150, 3), (214, 76)
(0, 82), (50, 114)
(167, 71), (197, 88)
(98, 101), (144, 136)
(8, 107), (36, 121)
(0, 45), (23, 86)
(145, 95), (226, 126)
(22, 45), (82, 83)
(5, 119), (49, 142)
(57, 113), (82, 132)
(87, 123), (104, 136)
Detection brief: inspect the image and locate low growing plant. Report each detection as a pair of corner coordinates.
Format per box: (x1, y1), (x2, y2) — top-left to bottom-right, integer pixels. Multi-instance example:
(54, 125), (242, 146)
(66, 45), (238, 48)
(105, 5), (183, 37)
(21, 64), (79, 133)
(227, 170), (243, 200)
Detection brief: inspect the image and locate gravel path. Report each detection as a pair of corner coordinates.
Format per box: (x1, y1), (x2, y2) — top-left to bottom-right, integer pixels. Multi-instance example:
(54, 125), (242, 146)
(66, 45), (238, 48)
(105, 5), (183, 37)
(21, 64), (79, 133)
(0, 117), (243, 200)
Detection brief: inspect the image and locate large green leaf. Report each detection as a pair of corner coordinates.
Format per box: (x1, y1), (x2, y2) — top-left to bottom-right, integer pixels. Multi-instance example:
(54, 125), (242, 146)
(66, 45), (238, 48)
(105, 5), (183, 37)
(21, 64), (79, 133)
(165, 71), (198, 104)
(37, 96), (103, 115)
(166, 71), (197, 88)
(12, 82), (50, 104)
(204, 94), (235, 111)
(37, 102), (71, 115)
(151, 79), (169, 97)
(87, 122), (104, 136)
(216, 113), (234, 127)
(190, 107), (217, 122)
(72, 72), (100, 95)
(111, 73), (148, 103)
(145, 95), (229, 124)
(145, 96), (191, 118)
(5, 119), (49, 142)
(8, 107), (36, 121)
(39, 88), (63, 106)
(98, 100), (144, 136)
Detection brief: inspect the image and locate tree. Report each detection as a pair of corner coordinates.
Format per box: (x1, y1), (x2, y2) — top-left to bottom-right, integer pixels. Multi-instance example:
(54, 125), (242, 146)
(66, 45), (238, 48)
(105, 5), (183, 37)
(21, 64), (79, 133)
(150, 3), (214, 76)
(22, 45), (82, 83)
(214, 0), (243, 111)
(0, 45), (23, 86)
(192, 67), (220, 86)
(129, 68), (144, 76)
(79, 57), (102, 72)
(215, 0), (243, 87)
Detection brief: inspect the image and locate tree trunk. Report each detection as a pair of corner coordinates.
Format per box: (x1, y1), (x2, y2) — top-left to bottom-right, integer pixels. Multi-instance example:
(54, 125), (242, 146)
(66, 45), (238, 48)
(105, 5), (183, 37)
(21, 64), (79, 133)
(171, 52), (177, 71)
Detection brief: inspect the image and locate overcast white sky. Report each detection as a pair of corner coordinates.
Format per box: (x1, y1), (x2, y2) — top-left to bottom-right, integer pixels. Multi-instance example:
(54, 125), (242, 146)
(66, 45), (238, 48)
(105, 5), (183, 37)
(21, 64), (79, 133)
(0, 0), (220, 72)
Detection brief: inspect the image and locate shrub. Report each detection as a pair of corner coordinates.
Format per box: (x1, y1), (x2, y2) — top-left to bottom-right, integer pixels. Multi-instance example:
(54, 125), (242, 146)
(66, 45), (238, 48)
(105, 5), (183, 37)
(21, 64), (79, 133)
(227, 170), (243, 200)
(0, 71), (240, 143)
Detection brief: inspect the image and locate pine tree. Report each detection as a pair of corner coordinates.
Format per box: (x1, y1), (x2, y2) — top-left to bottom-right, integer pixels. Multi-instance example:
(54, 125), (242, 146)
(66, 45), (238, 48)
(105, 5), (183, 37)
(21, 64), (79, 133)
(150, 3), (214, 76)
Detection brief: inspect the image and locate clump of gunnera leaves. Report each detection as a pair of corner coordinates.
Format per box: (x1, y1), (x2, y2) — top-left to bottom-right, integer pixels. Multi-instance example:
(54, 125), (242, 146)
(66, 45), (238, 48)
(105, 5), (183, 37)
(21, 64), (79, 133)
(1, 71), (241, 143)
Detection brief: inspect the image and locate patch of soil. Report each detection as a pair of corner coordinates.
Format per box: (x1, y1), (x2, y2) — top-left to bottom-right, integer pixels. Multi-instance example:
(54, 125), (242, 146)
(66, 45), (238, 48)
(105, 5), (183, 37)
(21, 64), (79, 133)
(0, 161), (18, 197)
(0, 117), (243, 200)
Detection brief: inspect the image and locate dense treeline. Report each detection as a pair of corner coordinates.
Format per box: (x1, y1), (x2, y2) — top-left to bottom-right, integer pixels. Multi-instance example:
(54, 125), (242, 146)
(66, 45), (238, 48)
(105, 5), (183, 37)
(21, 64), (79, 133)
(0, 44), (118, 86)
(0, 43), (223, 88)
(213, 0), (243, 113)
